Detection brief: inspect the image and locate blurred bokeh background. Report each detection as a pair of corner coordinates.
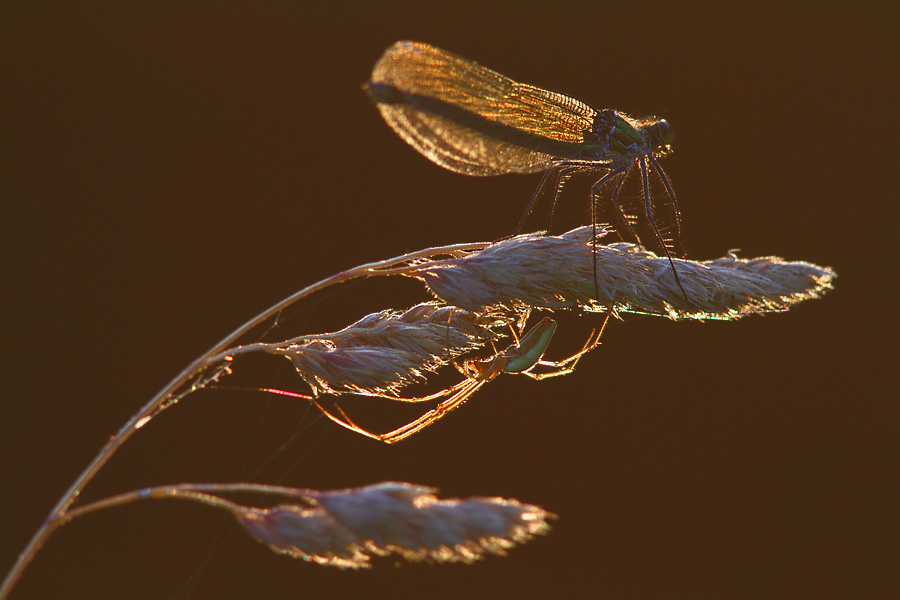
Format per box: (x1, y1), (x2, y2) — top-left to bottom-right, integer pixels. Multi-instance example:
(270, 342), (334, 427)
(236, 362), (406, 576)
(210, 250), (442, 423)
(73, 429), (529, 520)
(3, 3), (896, 599)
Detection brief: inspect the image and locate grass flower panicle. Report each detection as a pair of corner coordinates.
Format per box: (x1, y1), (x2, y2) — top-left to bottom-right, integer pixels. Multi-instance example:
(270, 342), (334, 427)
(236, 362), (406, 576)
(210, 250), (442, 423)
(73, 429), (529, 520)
(226, 302), (507, 397)
(236, 482), (553, 569)
(407, 226), (835, 320)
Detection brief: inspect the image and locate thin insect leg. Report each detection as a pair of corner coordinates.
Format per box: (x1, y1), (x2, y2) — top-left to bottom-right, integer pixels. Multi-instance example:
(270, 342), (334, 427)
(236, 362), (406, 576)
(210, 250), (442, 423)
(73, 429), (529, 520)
(514, 160), (600, 235)
(389, 313), (603, 439)
(455, 314), (520, 378)
(524, 347), (591, 379)
(249, 387), (383, 440)
(380, 379), (489, 443)
(591, 173), (599, 304)
(382, 320), (553, 442)
(299, 369), (498, 442)
(312, 390), (481, 443)
(549, 164), (609, 235)
(262, 383), (471, 405)
(514, 307), (532, 332)
(593, 167), (635, 244)
(648, 153), (686, 257)
(640, 157), (688, 300)
(523, 307), (613, 380)
(514, 163), (567, 235)
(588, 168), (627, 302)
(543, 165), (581, 236)
(371, 380), (479, 403)
(505, 318), (524, 345)
(310, 397), (384, 441)
(300, 342), (511, 442)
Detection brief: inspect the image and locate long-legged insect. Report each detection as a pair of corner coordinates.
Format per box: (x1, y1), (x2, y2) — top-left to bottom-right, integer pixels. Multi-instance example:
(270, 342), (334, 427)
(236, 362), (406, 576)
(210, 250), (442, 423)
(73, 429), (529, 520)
(312, 311), (611, 444)
(366, 41), (686, 296)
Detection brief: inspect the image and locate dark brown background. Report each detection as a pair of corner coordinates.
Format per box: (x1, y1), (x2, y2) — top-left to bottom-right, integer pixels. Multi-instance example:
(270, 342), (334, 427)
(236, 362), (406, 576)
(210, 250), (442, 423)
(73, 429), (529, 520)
(3, 3), (896, 599)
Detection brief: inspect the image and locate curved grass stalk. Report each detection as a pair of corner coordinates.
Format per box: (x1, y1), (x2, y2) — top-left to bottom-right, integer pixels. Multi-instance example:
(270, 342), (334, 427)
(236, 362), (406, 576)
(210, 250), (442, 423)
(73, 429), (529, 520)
(58, 481), (554, 570)
(0, 240), (489, 599)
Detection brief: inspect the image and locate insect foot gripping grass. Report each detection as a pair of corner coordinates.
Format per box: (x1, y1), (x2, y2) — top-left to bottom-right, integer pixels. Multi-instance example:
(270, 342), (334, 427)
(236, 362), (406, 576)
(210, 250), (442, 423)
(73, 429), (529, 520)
(0, 224), (834, 598)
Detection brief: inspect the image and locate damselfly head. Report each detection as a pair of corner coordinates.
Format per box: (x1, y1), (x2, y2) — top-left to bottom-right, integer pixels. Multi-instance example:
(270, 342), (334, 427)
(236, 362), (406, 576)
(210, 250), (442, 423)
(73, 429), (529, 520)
(611, 115), (674, 158)
(648, 118), (675, 151)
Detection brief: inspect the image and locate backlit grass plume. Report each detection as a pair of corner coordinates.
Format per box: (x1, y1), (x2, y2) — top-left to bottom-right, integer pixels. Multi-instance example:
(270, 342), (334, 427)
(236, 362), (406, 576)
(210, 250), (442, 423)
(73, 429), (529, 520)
(403, 226), (835, 320)
(224, 302), (506, 397)
(56, 482), (552, 571)
(238, 482), (552, 568)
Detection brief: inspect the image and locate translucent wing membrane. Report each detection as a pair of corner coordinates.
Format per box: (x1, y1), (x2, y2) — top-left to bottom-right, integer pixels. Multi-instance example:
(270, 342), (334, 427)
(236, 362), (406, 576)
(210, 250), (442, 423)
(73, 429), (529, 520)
(367, 41), (610, 175)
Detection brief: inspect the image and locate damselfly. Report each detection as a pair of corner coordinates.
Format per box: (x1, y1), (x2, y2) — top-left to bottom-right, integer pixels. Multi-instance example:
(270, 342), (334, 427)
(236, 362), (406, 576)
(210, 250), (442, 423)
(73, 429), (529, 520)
(366, 41), (686, 294)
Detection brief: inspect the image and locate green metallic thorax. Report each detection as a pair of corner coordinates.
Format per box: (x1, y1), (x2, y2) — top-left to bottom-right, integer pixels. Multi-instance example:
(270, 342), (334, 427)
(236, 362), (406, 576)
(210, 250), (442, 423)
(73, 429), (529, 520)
(606, 114), (674, 161)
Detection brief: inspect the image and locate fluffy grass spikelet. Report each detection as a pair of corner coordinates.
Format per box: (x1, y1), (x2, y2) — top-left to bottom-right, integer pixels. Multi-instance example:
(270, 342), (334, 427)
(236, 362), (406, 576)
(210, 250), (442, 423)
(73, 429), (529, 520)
(235, 482), (553, 569)
(263, 302), (504, 396)
(409, 226), (835, 320)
